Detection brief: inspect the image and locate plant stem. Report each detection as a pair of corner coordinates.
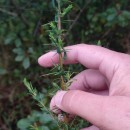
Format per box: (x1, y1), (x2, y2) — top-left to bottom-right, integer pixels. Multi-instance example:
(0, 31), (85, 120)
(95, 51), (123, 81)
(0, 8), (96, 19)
(34, 123), (39, 130)
(57, 0), (65, 90)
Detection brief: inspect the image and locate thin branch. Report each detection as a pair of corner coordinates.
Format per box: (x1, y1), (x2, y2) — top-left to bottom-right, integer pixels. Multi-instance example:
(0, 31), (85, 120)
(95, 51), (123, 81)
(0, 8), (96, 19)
(101, 11), (122, 39)
(11, 0), (29, 27)
(0, 8), (17, 17)
(33, 17), (42, 36)
(57, 0), (65, 90)
(64, 0), (91, 39)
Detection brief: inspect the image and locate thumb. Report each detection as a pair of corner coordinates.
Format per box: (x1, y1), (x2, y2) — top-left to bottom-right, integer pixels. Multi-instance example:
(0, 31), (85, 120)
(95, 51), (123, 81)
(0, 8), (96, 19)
(81, 125), (99, 130)
(50, 90), (107, 127)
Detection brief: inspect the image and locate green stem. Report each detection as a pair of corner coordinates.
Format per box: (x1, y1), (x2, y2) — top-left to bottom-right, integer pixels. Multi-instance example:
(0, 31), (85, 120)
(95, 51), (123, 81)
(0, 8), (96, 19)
(57, 0), (65, 90)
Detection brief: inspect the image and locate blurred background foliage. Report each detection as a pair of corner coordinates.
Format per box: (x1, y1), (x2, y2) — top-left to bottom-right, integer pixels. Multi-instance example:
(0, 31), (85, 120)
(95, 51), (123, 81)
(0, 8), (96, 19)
(0, 0), (130, 129)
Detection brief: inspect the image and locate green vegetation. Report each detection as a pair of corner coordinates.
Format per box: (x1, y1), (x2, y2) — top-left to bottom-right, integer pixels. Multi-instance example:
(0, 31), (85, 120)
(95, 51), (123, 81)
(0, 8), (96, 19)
(0, 0), (130, 129)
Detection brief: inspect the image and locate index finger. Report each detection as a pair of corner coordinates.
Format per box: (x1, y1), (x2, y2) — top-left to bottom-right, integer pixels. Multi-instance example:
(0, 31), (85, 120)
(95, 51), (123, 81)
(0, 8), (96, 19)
(38, 44), (124, 81)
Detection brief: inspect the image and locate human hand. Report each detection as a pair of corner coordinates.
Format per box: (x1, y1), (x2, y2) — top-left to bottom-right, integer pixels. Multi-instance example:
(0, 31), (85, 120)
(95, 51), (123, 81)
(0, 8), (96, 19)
(38, 44), (130, 130)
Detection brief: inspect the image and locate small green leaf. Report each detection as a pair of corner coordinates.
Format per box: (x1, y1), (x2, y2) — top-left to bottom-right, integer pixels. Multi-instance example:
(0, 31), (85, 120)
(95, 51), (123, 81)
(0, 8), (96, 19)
(52, 82), (60, 88)
(13, 48), (24, 55)
(122, 11), (130, 19)
(61, 4), (73, 17)
(15, 38), (22, 47)
(15, 55), (24, 62)
(0, 68), (7, 75)
(40, 113), (52, 124)
(23, 78), (37, 98)
(4, 33), (16, 45)
(38, 126), (49, 130)
(52, 0), (56, 8)
(97, 40), (101, 46)
(28, 47), (34, 54)
(107, 14), (116, 21)
(22, 57), (30, 69)
(35, 92), (44, 101)
(17, 118), (31, 130)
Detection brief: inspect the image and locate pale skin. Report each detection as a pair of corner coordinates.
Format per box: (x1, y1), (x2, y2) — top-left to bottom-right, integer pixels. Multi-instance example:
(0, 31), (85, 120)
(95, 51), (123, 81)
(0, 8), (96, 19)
(38, 44), (130, 130)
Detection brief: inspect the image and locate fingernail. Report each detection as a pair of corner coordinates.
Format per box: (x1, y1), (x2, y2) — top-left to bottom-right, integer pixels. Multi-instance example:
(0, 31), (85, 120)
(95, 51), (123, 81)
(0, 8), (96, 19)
(55, 91), (67, 108)
(52, 107), (61, 114)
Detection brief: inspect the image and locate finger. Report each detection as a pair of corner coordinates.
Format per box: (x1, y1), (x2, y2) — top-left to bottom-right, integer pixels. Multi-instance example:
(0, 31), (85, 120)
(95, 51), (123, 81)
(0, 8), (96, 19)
(81, 125), (99, 130)
(89, 90), (108, 96)
(69, 69), (108, 91)
(51, 90), (108, 114)
(50, 90), (107, 125)
(50, 90), (130, 129)
(38, 44), (124, 81)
